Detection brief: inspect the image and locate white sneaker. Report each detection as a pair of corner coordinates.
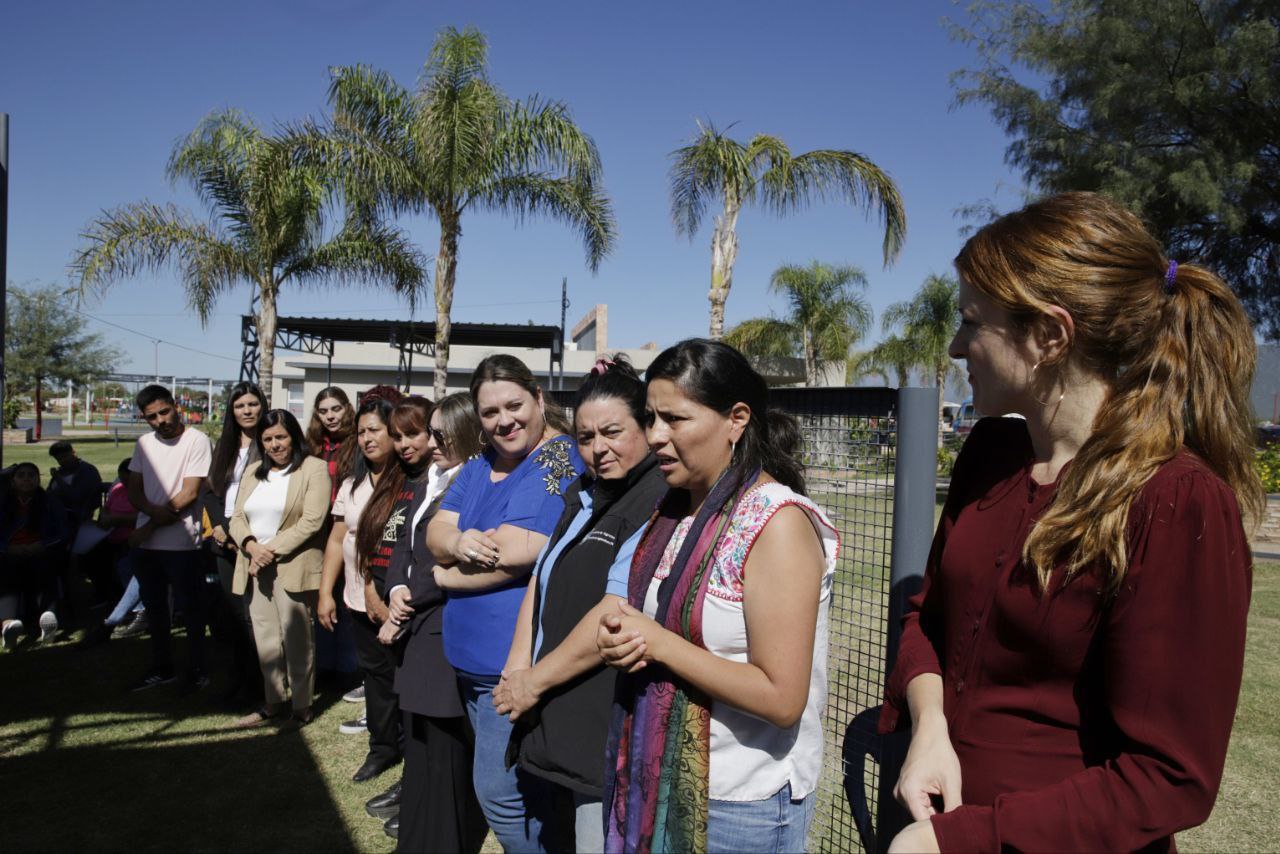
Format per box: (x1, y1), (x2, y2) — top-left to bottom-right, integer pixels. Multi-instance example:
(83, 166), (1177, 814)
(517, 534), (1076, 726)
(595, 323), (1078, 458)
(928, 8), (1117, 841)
(2, 621), (23, 650)
(342, 684), (366, 703)
(38, 611), (59, 643)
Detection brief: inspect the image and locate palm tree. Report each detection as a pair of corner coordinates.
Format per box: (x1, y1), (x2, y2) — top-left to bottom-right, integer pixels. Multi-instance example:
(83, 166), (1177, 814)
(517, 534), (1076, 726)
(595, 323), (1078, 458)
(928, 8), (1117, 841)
(846, 347), (888, 385)
(72, 110), (427, 399)
(862, 335), (916, 387)
(880, 274), (964, 441)
(669, 121), (907, 340)
(725, 261), (871, 386)
(302, 26), (616, 399)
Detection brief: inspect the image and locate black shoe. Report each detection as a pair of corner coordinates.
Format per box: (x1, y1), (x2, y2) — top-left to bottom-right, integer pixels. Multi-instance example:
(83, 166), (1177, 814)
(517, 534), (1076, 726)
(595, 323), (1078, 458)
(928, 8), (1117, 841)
(365, 780), (402, 820)
(383, 814), (399, 840)
(127, 669), (179, 692)
(178, 669), (211, 694)
(77, 622), (113, 649)
(352, 753), (399, 783)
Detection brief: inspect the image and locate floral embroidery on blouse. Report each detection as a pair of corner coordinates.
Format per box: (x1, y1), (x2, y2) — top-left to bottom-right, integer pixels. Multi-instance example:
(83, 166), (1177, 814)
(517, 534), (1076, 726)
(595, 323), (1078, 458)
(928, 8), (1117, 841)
(653, 486), (828, 603)
(535, 438), (577, 497)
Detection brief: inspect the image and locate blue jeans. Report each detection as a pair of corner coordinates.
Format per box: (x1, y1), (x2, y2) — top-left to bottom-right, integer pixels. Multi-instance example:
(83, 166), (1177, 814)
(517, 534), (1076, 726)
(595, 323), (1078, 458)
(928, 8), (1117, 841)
(458, 672), (556, 853)
(573, 793), (603, 854)
(105, 548), (143, 627)
(706, 783), (814, 854)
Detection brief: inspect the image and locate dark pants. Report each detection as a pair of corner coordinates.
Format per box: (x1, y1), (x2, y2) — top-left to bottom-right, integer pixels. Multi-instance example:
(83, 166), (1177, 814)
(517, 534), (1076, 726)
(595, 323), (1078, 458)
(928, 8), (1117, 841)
(398, 710), (489, 854)
(135, 548), (207, 674)
(0, 551), (62, 625)
(210, 546), (261, 696)
(351, 610), (402, 763)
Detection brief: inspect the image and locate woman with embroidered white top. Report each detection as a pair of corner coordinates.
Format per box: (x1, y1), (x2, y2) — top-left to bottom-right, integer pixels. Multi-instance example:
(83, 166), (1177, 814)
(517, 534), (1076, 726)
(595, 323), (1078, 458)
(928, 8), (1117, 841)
(597, 339), (838, 854)
(229, 409), (332, 729)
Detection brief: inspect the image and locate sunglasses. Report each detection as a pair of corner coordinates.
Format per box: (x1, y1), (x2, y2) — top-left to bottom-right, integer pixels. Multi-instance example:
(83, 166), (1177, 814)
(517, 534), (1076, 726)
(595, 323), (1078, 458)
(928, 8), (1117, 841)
(428, 426), (448, 446)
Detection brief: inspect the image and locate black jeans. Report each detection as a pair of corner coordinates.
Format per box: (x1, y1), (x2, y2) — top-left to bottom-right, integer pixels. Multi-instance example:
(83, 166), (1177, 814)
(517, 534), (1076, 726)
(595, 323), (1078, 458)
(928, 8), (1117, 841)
(135, 548), (207, 674)
(351, 610), (403, 763)
(209, 545), (261, 694)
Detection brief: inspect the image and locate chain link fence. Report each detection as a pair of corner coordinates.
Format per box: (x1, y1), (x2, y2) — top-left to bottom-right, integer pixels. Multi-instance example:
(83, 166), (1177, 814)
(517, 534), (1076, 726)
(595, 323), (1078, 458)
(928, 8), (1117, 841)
(771, 388), (897, 853)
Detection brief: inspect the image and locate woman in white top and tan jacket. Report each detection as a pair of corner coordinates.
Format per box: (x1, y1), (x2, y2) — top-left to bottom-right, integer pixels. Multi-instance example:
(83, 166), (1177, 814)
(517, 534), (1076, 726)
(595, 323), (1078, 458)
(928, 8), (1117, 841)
(229, 409), (332, 729)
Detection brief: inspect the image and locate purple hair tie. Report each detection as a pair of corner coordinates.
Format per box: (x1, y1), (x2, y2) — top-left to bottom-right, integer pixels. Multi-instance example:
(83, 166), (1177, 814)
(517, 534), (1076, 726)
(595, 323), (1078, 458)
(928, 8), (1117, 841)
(591, 358), (614, 377)
(1164, 260), (1178, 294)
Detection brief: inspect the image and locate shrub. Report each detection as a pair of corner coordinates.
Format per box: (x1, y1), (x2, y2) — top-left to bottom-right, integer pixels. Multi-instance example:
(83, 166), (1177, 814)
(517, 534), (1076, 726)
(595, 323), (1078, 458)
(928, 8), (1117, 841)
(2, 395), (22, 429)
(937, 444), (957, 478)
(1258, 446), (1280, 495)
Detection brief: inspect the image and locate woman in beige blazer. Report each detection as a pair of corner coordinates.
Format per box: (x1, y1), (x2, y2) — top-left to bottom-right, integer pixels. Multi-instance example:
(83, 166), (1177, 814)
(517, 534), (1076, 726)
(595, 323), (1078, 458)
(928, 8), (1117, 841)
(228, 409), (332, 729)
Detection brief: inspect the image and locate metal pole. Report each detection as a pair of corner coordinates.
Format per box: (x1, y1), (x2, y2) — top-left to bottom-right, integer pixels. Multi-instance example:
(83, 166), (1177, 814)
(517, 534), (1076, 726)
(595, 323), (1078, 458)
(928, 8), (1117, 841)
(207, 378), (213, 421)
(85, 381), (91, 427)
(67, 380), (74, 429)
(0, 114), (9, 471)
(876, 385), (939, 851)
(559, 277), (569, 391)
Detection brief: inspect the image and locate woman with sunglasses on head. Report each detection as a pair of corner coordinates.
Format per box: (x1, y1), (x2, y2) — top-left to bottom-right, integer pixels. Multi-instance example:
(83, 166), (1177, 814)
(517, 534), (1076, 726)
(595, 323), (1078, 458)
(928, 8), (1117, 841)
(426, 355), (585, 853)
(492, 356), (668, 852)
(596, 339), (839, 854)
(202, 381), (266, 704)
(228, 409), (332, 729)
(881, 193), (1260, 853)
(318, 386), (407, 785)
(379, 393), (489, 852)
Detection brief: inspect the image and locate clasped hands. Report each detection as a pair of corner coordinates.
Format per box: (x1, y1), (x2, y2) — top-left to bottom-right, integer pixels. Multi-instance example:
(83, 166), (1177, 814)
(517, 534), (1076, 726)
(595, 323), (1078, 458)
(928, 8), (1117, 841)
(375, 587), (414, 645)
(244, 540), (277, 576)
(595, 599), (665, 673)
(450, 528), (500, 568)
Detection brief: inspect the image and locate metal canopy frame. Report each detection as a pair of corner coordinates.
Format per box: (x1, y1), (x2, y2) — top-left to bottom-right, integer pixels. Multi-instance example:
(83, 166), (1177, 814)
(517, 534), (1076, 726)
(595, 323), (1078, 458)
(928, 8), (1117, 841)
(240, 315), (564, 393)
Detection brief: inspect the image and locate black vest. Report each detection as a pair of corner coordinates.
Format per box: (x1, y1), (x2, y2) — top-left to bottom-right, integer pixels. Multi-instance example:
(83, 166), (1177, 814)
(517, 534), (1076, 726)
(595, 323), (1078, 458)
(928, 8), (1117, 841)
(515, 456), (668, 796)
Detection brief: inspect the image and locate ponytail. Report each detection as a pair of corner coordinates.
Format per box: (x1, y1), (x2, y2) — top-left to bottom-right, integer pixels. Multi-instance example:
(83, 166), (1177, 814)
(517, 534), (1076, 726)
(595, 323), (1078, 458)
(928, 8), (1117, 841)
(956, 192), (1263, 591)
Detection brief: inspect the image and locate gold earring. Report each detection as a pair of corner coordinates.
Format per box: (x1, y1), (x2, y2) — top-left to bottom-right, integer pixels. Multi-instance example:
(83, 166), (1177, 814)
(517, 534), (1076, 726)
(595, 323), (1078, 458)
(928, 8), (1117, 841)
(1029, 360), (1066, 408)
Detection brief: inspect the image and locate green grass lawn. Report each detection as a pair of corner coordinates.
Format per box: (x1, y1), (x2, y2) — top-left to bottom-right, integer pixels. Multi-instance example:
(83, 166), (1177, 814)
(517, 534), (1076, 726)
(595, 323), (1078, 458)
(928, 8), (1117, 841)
(4, 436), (140, 482)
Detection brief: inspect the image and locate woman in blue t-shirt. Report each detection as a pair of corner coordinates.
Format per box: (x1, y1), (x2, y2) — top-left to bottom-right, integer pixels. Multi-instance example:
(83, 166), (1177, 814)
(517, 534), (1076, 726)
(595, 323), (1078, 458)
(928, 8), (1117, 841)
(428, 354), (584, 853)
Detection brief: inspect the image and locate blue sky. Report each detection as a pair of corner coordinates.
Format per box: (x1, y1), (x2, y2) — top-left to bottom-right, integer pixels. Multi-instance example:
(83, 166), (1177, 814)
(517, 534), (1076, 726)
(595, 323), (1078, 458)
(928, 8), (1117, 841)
(2, 0), (1025, 380)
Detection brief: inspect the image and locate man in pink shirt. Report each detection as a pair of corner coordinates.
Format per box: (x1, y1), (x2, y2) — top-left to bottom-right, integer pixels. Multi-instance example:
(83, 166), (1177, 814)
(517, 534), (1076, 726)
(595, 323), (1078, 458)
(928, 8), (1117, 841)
(126, 385), (212, 692)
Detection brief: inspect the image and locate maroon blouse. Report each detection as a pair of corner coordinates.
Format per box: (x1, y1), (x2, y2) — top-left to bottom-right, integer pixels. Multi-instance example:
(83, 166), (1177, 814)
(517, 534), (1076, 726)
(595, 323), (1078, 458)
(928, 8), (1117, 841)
(880, 418), (1252, 852)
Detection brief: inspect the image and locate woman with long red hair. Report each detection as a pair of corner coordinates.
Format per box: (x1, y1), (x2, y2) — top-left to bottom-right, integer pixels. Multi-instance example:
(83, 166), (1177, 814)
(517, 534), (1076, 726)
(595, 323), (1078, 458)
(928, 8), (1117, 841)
(883, 192), (1262, 852)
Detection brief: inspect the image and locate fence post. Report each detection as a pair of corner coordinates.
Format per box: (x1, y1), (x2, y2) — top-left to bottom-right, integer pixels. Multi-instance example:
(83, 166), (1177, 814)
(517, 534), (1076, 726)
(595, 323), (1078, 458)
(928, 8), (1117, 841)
(876, 386), (938, 851)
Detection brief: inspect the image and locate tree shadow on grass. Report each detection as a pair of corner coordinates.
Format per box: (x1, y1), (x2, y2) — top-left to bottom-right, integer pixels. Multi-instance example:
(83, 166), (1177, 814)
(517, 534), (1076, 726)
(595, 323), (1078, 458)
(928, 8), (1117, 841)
(0, 634), (355, 853)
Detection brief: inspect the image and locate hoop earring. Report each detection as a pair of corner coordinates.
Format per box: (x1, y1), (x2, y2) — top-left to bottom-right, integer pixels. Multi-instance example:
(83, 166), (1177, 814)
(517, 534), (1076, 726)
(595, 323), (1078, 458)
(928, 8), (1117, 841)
(1029, 360), (1066, 408)
(478, 430), (489, 447)
(730, 439), (738, 465)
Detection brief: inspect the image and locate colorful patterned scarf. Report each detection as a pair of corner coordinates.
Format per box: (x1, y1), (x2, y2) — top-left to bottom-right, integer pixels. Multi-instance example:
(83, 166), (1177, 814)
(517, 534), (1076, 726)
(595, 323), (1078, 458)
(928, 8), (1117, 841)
(603, 467), (761, 854)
